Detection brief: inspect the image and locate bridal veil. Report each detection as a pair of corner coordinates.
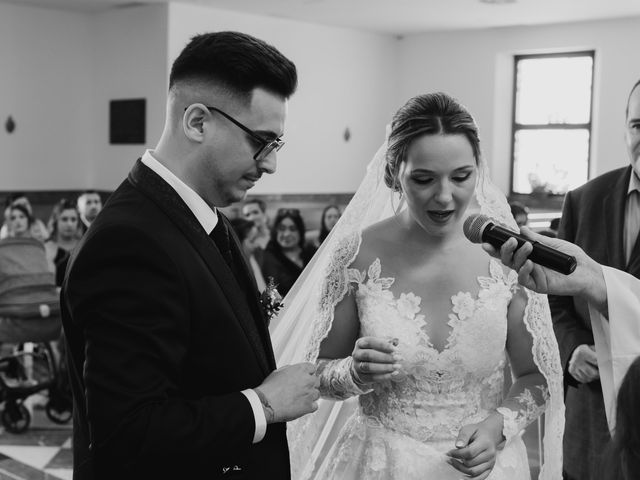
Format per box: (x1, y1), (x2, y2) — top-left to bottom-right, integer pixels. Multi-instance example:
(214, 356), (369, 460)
(271, 122), (564, 479)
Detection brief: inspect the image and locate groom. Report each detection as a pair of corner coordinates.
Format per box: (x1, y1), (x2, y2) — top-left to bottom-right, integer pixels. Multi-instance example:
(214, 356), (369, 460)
(61, 32), (319, 480)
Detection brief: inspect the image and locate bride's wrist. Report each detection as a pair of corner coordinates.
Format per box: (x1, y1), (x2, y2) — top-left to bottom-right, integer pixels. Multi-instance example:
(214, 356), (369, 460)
(484, 412), (506, 445)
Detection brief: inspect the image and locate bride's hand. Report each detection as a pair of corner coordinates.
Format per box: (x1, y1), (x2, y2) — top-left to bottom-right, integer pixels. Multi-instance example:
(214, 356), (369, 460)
(446, 413), (505, 479)
(351, 336), (402, 384)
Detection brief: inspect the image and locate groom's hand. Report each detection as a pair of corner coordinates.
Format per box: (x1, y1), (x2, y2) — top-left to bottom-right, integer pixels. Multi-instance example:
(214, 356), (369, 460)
(255, 363), (319, 424)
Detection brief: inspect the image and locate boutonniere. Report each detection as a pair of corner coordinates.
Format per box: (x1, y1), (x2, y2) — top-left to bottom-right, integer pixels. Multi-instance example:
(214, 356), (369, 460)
(260, 277), (284, 324)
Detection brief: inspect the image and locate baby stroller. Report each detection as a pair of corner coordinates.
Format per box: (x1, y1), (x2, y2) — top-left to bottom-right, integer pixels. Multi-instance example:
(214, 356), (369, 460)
(0, 237), (72, 433)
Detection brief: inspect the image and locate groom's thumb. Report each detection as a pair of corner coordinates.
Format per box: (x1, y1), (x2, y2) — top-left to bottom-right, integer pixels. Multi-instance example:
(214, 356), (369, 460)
(455, 425), (474, 448)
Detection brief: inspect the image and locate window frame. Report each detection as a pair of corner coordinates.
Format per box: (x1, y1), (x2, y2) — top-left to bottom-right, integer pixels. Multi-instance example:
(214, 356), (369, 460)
(509, 50), (595, 208)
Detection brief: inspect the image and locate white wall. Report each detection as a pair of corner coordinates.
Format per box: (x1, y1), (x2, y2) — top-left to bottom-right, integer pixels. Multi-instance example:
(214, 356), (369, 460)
(90, 4), (168, 189)
(399, 16), (640, 194)
(0, 2), (93, 190)
(0, 2), (168, 192)
(2, 4), (639, 196)
(168, 3), (399, 194)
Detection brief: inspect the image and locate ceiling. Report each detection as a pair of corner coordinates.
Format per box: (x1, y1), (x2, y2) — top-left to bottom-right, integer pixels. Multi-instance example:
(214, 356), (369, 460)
(6, 0), (640, 34)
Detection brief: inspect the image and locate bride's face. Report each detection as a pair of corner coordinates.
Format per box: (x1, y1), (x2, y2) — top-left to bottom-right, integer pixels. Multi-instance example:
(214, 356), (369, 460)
(398, 133), (477, 236)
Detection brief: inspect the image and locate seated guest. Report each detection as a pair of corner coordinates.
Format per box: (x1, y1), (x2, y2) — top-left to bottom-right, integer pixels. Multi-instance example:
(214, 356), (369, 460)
(7, 204), (33, 239)
(242, 198), (270, 249)
(262, 209), (315, 296)
(45, 199), (81, 286)
(316, 204), (341, 248)
(230, 217), (267, 292)
(76, 190), (103, 234)
(1, 193), (48, 241)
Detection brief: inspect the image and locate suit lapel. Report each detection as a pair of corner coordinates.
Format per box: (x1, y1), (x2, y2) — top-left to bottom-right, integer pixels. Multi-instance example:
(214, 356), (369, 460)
(128, 160), (272, 374)
(222, 214), (277, 367)
(603, 167), (631, 270)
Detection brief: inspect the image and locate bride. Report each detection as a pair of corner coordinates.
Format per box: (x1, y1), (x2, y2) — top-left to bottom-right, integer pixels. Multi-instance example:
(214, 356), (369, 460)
(271, 92), (564, 479)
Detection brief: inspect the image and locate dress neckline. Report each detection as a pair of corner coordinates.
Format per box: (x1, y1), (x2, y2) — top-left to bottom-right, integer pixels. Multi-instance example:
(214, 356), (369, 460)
(350, 257), (511, 355)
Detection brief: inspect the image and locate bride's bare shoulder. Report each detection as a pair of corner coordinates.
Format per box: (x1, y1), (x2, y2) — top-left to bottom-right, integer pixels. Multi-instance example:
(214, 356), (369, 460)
(351, 217), (400, 268)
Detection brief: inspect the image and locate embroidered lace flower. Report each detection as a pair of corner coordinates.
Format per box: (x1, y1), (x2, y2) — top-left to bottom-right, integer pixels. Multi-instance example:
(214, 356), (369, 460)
(451, 292), (474, 320)
(397, 292), (421, 319)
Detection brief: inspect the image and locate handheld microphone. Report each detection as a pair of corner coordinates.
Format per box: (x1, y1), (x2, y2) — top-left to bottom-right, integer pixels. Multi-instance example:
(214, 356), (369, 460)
(463, 213), (577, 275)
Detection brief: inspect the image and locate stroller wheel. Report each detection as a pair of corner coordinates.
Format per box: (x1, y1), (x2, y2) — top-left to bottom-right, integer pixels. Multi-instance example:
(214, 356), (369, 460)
(45, 401), (72, 424)
(1, 403), (31, 434)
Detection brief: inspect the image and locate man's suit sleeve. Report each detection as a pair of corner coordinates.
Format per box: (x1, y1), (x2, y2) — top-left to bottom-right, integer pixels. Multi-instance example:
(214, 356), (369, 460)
(65, 225), (256, 467)
(549, 190), (595, 386)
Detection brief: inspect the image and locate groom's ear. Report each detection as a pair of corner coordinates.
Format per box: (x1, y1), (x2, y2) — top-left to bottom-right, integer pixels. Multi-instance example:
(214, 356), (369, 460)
(183, 104), (207, 142)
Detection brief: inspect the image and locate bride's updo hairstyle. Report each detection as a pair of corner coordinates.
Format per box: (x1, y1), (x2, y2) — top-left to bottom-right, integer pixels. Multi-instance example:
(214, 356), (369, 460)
(384, 92), (481, 192)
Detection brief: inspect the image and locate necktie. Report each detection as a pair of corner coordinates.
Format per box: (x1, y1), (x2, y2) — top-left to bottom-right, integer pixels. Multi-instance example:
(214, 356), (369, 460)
(209, 218), (235, 268)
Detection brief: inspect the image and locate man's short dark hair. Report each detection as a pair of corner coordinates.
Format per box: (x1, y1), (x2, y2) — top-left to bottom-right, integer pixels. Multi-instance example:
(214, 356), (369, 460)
(77, 190), (100, 201)
(169, 31), (297, 102)
(243, 198), (267, 213)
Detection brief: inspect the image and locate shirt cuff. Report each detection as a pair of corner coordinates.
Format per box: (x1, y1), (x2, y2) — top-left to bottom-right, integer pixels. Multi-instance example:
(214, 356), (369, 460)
(241, 389), (267, 443)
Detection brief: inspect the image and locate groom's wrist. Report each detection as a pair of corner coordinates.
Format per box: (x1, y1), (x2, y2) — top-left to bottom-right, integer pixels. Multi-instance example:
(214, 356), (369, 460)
(254, 387), (276, 424)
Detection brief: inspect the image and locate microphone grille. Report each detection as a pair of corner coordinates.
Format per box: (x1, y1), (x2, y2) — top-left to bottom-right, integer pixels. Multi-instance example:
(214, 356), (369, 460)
(463, 213), (491, 244)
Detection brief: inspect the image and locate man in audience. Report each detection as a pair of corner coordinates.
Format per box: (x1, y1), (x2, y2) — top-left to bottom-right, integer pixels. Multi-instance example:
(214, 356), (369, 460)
(550, 77), (640, 480)
(242, 198), (270, 248)
(76, 190), (102, 234)
(61, 31), (318, 480)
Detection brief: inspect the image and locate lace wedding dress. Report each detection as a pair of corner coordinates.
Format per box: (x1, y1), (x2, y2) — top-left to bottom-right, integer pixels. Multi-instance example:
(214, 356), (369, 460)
(271, 132), (564, 480)
(316, 257), (537, 479)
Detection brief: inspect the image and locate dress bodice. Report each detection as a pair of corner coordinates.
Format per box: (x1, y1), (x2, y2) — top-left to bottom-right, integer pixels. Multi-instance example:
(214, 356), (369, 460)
(350, 257), (518, 442)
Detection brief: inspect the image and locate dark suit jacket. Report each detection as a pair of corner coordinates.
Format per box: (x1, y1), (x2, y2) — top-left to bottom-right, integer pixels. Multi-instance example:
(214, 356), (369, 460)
(61, 160), (289, 480)
(550, 165), (640, 478)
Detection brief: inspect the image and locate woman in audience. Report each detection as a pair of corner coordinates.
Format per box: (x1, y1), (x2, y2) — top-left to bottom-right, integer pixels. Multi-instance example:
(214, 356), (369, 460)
(7, 204), (33, 239)
(316, 204), (341, 247)
(230, 217), (267, 292)
(599, 355), (640, 479)
(262, 208), (315, 296)
(45, 199), (80, 286)
(1, 194), (48, 242)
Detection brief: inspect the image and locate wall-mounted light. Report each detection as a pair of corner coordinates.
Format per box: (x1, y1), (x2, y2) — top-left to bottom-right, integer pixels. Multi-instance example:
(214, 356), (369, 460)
(5, 116), (15, 134)
(343, 127), (351, 142)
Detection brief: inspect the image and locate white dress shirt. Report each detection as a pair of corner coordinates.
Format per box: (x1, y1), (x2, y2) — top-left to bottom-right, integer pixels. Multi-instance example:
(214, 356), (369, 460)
(141, 150), (267, 443)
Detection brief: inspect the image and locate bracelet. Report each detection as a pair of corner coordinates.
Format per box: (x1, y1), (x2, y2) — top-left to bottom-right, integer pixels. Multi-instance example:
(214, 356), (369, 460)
(254, 387), (275, 423)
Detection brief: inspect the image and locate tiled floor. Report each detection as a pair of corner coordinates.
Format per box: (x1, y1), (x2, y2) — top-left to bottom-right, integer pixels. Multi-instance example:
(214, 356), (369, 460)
(0, 404), (72, 480)
(0, 402), (541, 480)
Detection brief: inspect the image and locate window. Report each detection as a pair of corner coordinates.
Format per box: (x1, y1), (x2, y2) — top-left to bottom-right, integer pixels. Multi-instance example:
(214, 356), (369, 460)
(510, 51), (594, 197)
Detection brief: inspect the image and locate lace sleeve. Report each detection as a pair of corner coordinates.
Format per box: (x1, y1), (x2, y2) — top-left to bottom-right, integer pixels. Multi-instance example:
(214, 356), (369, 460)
(316, 357), (373, 400)
(496, 383), (549, 439)
(496, 282), (550, 440)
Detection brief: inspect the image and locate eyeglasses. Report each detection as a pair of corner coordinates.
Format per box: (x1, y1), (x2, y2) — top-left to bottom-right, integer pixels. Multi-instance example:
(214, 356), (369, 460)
(276, 224), (299, 233)
(277, 208), (301, 217)
(205, 106), (284, 162)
